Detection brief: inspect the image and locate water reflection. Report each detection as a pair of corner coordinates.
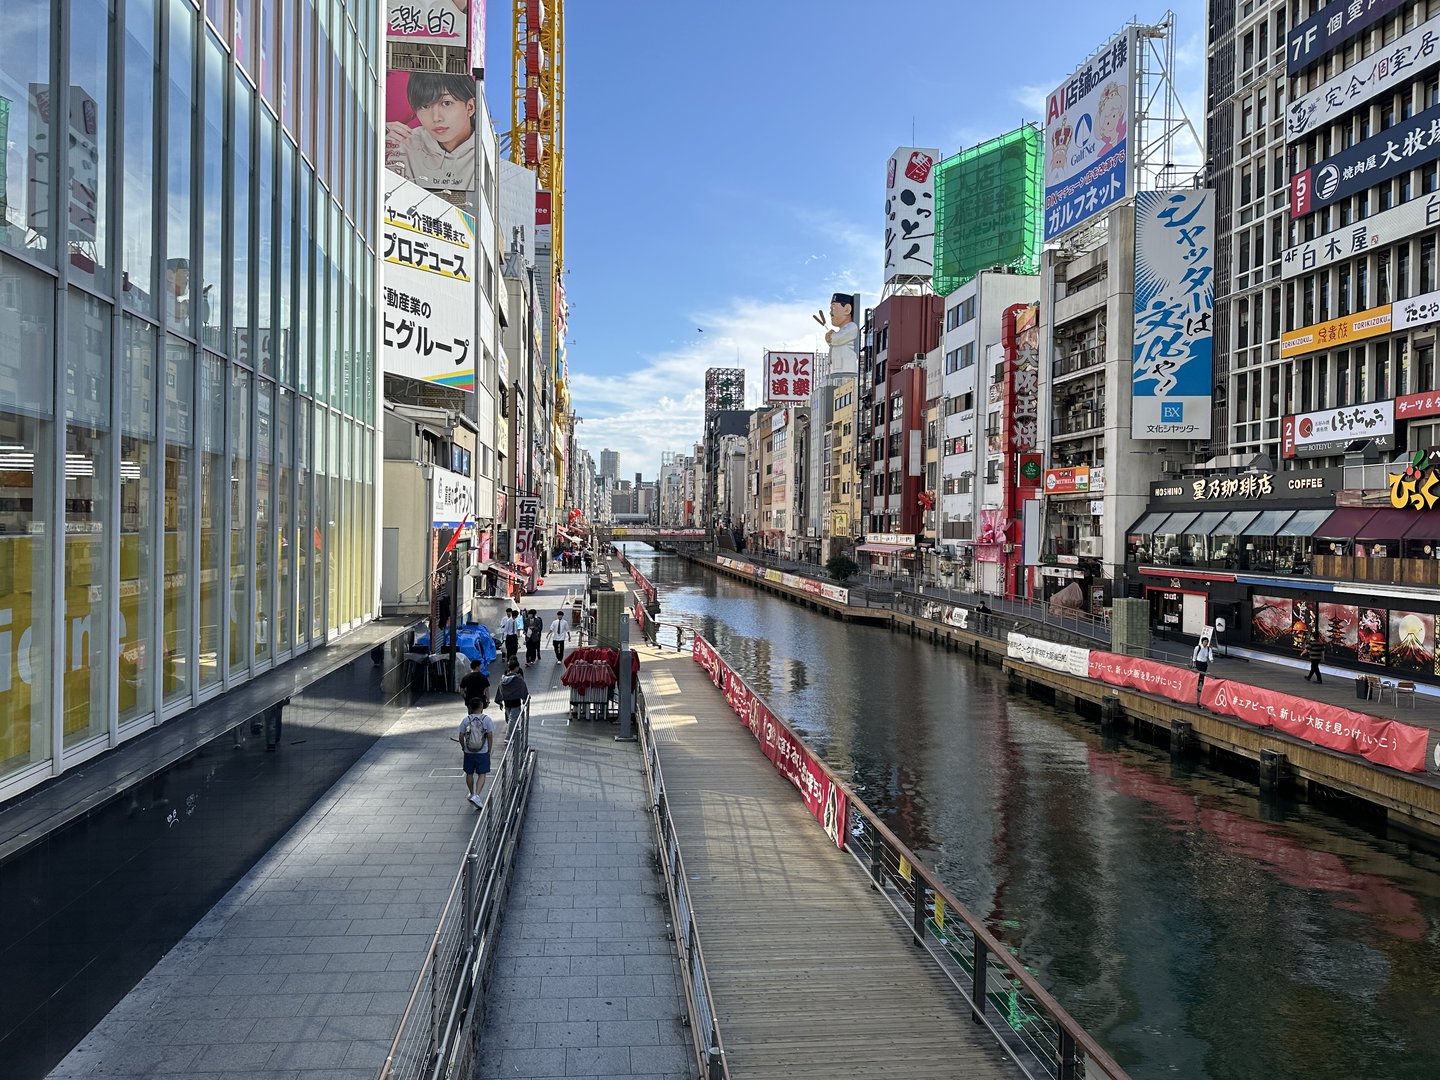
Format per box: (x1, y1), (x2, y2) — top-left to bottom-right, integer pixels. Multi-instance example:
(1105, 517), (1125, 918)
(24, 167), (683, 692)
(630, 548), (1440, 1080)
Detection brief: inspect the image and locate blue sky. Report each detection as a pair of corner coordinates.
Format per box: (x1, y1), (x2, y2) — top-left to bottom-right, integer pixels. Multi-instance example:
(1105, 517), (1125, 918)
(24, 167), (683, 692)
(483, 1), (1205, 481)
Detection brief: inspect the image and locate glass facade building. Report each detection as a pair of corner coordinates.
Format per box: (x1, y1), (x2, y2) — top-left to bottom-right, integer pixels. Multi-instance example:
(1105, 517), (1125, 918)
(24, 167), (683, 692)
(0, 0), (381, 799)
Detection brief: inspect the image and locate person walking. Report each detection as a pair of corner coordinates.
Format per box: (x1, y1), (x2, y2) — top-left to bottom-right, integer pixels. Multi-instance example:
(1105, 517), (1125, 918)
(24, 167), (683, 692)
(495, 659), (530, 725)
(453, 699), (495, 808)
(484, 564), (498, 598)
(458, 658), (490, 709)
(524, 608), (543, 667)
(1191, 634), (1213, 701)
(548, 609), (571, 662)
(1303, 631), (1325, 684)
(498, 608), (520, 664)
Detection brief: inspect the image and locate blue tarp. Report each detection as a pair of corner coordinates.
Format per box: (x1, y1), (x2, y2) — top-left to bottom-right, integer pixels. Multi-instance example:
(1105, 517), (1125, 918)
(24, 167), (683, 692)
(414, 622), (498, 672)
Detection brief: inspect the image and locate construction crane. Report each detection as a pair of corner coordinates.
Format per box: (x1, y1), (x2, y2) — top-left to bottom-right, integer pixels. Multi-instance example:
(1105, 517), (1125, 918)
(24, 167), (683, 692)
(509, 0), (568, 500)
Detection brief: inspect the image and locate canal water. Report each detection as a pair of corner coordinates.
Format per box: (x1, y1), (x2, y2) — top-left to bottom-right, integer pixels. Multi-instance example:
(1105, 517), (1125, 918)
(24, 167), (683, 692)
(625, 548), (1440, 1080)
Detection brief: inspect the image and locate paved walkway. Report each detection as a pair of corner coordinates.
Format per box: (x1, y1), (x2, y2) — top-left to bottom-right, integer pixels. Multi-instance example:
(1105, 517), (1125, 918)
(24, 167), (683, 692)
(46, 569), (693, 1080)
(470, 645), (693, 1080)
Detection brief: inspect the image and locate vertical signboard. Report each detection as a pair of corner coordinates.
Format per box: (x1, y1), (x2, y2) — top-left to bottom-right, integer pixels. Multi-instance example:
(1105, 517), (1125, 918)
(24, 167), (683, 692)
(1043, 28), (1134, 241)
(884, 148), (938, 283)
(764, 351), (814, 405)
(1132, 190), (1214, 440)
(514, 495), (540, 575)
(469, 0), (487, 74)
(383, 70), (479, 190)
(382, 169), (477, 390)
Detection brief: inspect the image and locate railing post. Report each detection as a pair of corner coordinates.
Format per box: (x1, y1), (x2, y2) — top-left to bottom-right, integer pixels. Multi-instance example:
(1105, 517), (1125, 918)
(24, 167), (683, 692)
(1059, 1029), (1078, 1080)
(911, 880), (926, 946)
(971, 938), (987, 1023)
(462, 851), (477, 947)
(868, 825), (883, 889)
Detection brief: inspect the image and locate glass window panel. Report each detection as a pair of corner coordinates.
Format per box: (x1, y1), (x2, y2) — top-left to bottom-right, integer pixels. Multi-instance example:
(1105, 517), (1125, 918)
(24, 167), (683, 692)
(256, 111), (274, 377)
(205, 0), (229, 39)
(201, 32), (226, 350)
(329, 202), (341, 407)
(198, 351), (225, 687)
(280, 0), (294, 131)
(162, 337), (194, 704)
(276, 386), (292, 653)
(310, 404), (324, 639)
(234, 0), (251, 72)
(64, 291), (112, 745)
(121, 0), (158, 313)
(313, 205), (327, 400)
(253, 378), (272, 661)
(0, 0), (54, 257)
(166, 0), (196, 335)
(119, 317), (156, 724)
(259, 0), (275, 104)
(326, 409), (339, 632)
(277, 137), (293, 385)
(295, 397), (309, 643)
(299, 0), (313, 161)
(228, 365), (251, 674)
(297, 171), (310, 394)
(67, 0), (114, 288)
(231, 74), (251, 362)
(0, 260), (55, 778)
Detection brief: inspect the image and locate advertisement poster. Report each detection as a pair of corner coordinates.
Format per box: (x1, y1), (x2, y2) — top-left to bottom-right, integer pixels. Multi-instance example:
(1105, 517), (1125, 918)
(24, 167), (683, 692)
(381, 169), (476, 390)
(386, 0), (468, 46)
(1291, 100), (1440, 219)
(1132, 189), (1214, 440)
(1282, 401), (1395, 458)
(384, 69), (478, 191)
(883, 148), (938, 282)
(1388, 610), (1435, 675)
(1357, 606), (1389, 667)
(1253, 594), (1316, 648)
(1318, 602), (1359, 657)
(1043, 28), (1134, 241)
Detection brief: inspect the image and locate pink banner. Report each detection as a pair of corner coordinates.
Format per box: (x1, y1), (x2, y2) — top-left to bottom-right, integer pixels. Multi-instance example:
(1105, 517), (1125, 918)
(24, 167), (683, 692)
(1201, 679), (1429, 774)
(1088, 650), (1199, 704)
(626, 559), (658, 606)
(691, 635), (849, 847)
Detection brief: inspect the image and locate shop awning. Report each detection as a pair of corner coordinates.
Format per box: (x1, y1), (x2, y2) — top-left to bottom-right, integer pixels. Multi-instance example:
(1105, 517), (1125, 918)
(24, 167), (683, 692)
(1276, 508), (1334, 537)
(1355, 508), (1419, 541)
(1243, 509), (1296, 537)
(1403, 513), (1440, 541)
(1211, 509), (1261, 537)
(1314, 507), (1377, 538)
(1126, 511), (1173, 535)
(1185, 510), (1231, 536)
(494, 565), (528, 583)
(1154, 511), (1199, 535)
(857, 543), (916, 556)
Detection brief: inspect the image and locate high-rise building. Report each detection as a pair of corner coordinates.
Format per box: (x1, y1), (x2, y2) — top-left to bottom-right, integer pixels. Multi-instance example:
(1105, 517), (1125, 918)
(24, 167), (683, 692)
(0, 0), (381, 801)
(600, 449), (620, 483)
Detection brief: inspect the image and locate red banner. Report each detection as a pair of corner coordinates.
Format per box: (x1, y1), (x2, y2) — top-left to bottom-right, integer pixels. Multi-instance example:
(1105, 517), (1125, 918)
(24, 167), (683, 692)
(1088, 650), (1199, 704)
(1201, 679), (1428, 773)
(691, 635), (848, 847)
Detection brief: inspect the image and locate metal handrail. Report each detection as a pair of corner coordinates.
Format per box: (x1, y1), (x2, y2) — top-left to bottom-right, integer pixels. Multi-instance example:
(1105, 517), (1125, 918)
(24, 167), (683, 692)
(694, 634), (1131, 1080)
(377, 701), (537, 1080)
(633, 684), (729, 1080)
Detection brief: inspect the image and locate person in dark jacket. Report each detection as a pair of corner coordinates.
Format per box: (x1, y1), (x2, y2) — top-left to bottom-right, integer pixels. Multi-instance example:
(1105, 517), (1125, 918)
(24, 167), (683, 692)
(524, 609), (543, 667)
(1303, 632), (1325, 684)
(495, 660), (530, 724)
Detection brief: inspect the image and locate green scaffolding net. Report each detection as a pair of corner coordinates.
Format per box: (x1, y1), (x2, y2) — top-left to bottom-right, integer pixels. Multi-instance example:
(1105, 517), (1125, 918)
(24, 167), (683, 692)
(933, 125), (1042, 296)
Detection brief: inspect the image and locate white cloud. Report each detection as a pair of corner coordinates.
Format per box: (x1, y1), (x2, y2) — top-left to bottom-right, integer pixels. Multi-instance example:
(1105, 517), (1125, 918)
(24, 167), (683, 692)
(572, 295), (844, 480)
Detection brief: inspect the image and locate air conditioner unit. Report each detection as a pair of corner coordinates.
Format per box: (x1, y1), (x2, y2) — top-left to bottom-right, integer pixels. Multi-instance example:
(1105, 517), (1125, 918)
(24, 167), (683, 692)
(1077, 537), (1102, 557)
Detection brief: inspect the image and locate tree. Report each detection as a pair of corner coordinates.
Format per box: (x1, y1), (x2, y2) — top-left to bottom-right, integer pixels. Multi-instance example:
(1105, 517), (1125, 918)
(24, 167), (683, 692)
(826, 554), (859, 582)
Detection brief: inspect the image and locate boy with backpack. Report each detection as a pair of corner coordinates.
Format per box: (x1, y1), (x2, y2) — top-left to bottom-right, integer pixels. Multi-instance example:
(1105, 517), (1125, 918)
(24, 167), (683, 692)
(454, 698), (495, 808)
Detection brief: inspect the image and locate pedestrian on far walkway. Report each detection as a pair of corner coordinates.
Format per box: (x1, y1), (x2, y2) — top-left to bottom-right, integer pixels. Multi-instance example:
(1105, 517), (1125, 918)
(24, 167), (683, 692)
(548, 610), (571, 661)
(499, 608), (520, 663)
(496, 659), (530, 725)
(454, 699), (495, 808)
(1303, 631), (1325, 684)
(1192, 634), (1213, 699)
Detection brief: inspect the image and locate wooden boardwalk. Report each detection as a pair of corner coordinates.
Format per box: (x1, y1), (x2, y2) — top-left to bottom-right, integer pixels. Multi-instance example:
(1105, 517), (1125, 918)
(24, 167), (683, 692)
(638, 647), (1017, 1080)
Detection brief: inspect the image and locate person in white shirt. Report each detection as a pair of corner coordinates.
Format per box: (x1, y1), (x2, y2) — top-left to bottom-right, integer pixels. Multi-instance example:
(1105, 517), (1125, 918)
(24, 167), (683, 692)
(498, 609), (520, 664)
(1192, 634), (1214, 701)
(386, 73), (476, 190)
(548, 611), (571, 662)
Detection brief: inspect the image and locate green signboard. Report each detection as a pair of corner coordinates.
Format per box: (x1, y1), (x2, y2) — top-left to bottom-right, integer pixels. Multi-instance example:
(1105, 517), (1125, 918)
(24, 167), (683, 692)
(933, 125), (1042, 295)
